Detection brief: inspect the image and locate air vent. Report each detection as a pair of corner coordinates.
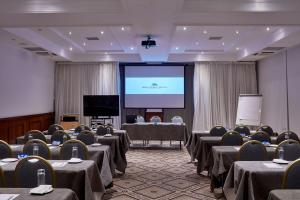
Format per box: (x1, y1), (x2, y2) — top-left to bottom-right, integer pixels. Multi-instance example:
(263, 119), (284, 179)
(209, 36), (223, 40)
(86, 37), (99, 40)
(86, 50), (124, 53)
(252, 51), (275, 56)
(185, 49), (224, 53)
(19, 42), (27, 46)
(262, 47), (285, 51)
(24, 47), (47, 52)
(36, 52), (49, 56)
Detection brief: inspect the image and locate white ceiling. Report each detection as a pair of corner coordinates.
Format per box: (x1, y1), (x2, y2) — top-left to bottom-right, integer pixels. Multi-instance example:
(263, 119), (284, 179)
(1, 0), (300, 62)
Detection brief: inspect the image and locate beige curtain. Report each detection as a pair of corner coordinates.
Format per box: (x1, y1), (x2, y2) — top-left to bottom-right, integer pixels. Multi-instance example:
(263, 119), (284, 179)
(193, 62), (257, 131)
(54, 62), (121, 128)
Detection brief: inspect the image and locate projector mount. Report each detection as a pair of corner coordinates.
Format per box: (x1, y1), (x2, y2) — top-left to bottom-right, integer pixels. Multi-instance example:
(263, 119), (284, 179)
(141, 35), (156, 49)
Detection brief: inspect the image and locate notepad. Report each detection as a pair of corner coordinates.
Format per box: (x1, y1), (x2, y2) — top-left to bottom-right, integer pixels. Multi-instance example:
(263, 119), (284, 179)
(49, 146), (57, 149)
(0, 162), (8, 166)
(0, 194), (19, 200)
(51, 162), (67, 168)
(234, 147), (241, 151)
(10, 145), (20, 149)
(263, 163), (283, 169)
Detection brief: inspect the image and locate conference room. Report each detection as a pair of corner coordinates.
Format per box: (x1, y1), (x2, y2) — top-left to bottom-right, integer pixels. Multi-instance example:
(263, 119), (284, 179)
(1, 1), (300, 200)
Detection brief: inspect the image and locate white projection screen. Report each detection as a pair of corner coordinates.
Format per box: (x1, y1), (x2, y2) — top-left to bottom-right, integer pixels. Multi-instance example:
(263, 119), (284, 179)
(125, 66), (185, 108)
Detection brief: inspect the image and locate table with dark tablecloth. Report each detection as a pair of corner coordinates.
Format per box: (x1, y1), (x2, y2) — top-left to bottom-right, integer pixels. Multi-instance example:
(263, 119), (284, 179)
(9, 144), (113, 186)
(0, 188), (79, 200)
(224, 161), (288, 200)
(268, 189), (300, 200)
(0, 160), (104, 200)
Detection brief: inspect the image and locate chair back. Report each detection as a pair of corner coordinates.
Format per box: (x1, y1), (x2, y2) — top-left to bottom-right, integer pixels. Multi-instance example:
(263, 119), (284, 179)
(77, 130), (95, 145)
(48, 124), (64, 135)
(0, 140), (12, 159)
(282, 159), (300, 189)
(257, 125), (274, 136)
(15, 156), (54, 188)
(276, 139), (300, 161)
(24, 130), (46, 143)
(234, 125), (250, 136)
(23, 139), (51, 159)
(0, 166), (5, 187)
(171, 116), (183, 124)
(277, 131), (299, 144)
(150, 116), (162, 123)
(238, 140), (267, 161)
(210, 126), (227, 136)
(221, 131), (243, 146)
(60, 139), (88, 160)
(96, 125), (108, 136)
(50, 130), (71, 144)
(136, 115), (145, 123)
(251, 131), (271, 143)
(74, 124), (91, 134)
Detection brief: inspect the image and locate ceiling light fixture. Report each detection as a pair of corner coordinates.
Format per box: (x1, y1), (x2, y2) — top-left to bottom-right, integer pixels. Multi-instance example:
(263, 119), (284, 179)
(69, 47), (73, 51)
(183, 27), (187, 31)
(222, 42), (225, 46)
(100, 31), (104, 35)
(175, 47), (179, 50)
(266, 27), (270, 31)
(201, 51), (204, 55)
(195, 42), (199, 45)
(130, 47), (134, 50)
(203, 30), (208, 34)
(110, 42), (113, 46)
(69, 31), (72, 35)
(83, 42), (86, 46)
(121, 26), (125, 31)
(235, 30), (239, 34)
(105, 52), (108, 55)
(236, 47), (240, 51)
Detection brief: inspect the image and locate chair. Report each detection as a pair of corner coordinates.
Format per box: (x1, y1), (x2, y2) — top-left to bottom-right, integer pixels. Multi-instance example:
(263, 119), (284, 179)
(234, 125), (250, 136)
(251, 131), (271, 143)
(150, 116), (161, 123)
(0, 140), (12, 159)
(15, 156), (55, 188)
(221, 131), (243, 146)
(48, 124), (64, 135)
(276, 139), (300, 161)
(105, 124), (114, 134)
(24, 130), (47, 143)
(50, 130), (71, 144)
(210, 126), (227, 136)
(0, 166), (5, 187)
(74, 124), (91, 133)
(77, 130), (95, 145)
(276, 131), (299, 144)
(282, 158), (300, 189)
(96, 125), (109, 136)
(257, 125), (274, 136)
(171, 116), (183, 124)
(23, 139), (51, 159)
(136, 115), (145, 123)
(238, 140), (267, 161)
(60, 139), (88, 160)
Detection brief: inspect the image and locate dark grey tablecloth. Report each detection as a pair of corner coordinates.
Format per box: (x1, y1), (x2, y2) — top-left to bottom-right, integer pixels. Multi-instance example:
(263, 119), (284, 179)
(224, 161), (288, 200)
(0, 160), (105, 200)
(268, 189), (300, 200)
(186, 131), (210, 161)
(0, 188), (79, 200)
(121, 123), (188, 143)
(9, 144), (113, 187)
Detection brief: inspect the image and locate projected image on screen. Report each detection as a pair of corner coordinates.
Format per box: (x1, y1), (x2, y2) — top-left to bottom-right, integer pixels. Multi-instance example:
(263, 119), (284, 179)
(125, 66), (185, 108)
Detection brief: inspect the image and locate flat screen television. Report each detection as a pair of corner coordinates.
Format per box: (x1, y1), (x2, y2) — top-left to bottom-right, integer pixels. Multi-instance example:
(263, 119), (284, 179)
(83, 95), (119, 116)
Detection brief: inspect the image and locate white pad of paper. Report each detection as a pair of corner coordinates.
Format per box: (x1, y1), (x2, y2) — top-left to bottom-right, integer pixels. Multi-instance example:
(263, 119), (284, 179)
(0, 194), (19, 200)
(51, 162), (67, 168)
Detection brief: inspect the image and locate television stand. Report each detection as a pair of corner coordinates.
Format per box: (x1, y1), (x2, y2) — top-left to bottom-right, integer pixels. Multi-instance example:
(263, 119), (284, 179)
(90, 116), (114, 127)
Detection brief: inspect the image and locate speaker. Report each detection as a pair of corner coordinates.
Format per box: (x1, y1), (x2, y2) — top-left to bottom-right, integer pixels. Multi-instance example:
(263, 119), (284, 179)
(126, 115), (137, 123)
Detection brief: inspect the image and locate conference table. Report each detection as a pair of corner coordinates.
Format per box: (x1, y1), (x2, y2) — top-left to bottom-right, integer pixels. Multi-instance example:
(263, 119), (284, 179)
(0, 160), (104, 200)
(223, 161), (290, 200)
(0, 188), (79, 200)
(121, 122), (188, 147)
(9, 144), (113, 187)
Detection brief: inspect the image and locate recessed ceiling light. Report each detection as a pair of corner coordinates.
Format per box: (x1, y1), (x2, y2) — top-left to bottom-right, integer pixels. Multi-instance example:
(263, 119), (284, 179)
(83, 42), (86, 46)
(236, 47), (240, 51)
(110, 42), (113, 46)
(222, 42), (225, 46)
(201, 51), (204, 55)
(175, 47), (179, 50)
(130, 47), (134, 50)
(195, 42), (199, 45)
(183, 27), (187, 31)
(121, 26), (125, 31)
(235, 30), (239, 34)
(100, 31), (104, 35)
(266, 27), (270, 31)
(203, 30), (208, 34)
(69, 31), (72, 35)
(69, 47), (73, 51)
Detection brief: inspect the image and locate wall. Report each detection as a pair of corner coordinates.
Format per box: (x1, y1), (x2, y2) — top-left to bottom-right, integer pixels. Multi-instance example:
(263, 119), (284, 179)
(258, 44), (300, 134)
(0, 34), (55, 118)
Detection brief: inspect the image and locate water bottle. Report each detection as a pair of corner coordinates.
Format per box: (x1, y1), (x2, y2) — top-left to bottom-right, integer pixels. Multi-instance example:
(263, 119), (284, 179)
(37, 169), (46, 186)
(28, 134), (33, 141)
(107, 127), (110, 135)
(285, 132), (289, 140)
(33, 145), (39, 156)
(278, 147), (284, 160)
(72, 146), (78, 158)
(63, 134), (67, 143)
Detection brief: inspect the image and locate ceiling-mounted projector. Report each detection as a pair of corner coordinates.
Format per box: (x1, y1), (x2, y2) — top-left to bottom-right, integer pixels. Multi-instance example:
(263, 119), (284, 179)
(141, 35), (156, 49)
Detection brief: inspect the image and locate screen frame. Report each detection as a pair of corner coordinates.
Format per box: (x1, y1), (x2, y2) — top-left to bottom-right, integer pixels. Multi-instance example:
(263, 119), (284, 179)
(83, 95), (120, 117)
(121, 63), (186, 109)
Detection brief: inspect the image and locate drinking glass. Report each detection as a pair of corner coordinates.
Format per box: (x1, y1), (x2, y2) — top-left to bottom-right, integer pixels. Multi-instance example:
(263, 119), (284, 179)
(63, 134), (68, 143)
(285, 133), (289, 140)
(72, 146), (78, 158)
(28, 134), (33, 141)
(33, 145), (39, 156)
(37, 169), (45, 186)
(278, 147), (284, 160)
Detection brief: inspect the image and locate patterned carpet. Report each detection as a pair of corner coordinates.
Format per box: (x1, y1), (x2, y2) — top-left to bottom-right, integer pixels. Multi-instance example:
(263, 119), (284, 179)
(103, 146), (221, 200)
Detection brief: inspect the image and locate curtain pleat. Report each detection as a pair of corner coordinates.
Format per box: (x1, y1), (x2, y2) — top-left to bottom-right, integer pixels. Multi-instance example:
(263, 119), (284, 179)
(193, 62), (257, 131)
(54, 62), (121, 129)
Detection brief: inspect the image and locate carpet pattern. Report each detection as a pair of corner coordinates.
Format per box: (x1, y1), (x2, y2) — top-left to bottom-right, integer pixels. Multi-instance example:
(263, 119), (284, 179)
(103, 148), (220, 200)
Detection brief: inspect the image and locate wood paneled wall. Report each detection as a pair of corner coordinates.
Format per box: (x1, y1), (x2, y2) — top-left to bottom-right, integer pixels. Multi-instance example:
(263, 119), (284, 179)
(0, 112), (54, 144)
